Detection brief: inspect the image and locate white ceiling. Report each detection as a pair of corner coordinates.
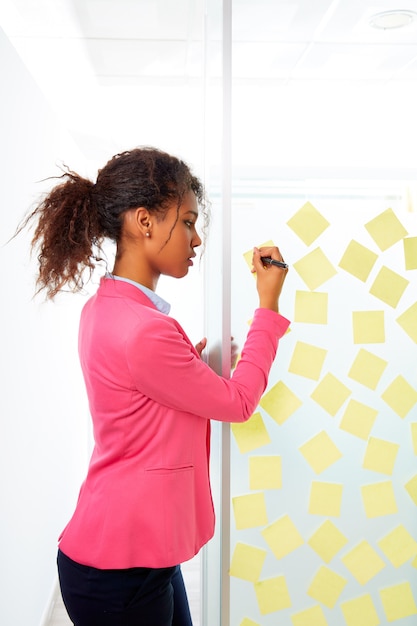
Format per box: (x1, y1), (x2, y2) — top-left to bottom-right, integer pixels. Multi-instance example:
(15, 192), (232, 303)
(1, 0), (417, 161)
(3, 0), (417, 82)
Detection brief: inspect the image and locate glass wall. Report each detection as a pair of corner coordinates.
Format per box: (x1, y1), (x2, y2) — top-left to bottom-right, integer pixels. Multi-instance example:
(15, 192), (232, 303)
(227, 180), (417, 625)
(202, 1), (417, 625)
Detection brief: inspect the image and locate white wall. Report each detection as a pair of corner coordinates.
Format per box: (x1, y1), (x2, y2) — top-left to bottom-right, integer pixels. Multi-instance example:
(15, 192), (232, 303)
(0, 28), (91, 626)
(0, 25), (209, 626)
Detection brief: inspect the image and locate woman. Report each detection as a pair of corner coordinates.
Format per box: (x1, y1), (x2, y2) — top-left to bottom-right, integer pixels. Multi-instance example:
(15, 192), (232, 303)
(23, 147), (289, 625)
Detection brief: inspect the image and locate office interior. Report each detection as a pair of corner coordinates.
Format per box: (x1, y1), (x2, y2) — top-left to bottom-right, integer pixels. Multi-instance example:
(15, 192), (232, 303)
(1, 1), (416, 624)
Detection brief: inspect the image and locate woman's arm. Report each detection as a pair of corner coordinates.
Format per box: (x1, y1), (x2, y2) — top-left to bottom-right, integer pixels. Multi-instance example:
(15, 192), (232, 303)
(125, 308), (289, 423)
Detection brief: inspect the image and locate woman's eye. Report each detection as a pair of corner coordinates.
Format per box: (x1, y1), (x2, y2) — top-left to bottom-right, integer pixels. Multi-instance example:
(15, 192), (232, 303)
(185, 221), (194, 228)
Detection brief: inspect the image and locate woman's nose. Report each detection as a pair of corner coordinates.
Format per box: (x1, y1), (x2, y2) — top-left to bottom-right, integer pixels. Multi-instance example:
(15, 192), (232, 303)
(193, 230), (202, 247)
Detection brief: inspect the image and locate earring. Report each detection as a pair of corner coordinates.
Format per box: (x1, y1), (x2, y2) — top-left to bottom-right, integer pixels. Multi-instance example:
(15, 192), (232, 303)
(145, 231), (150, 237)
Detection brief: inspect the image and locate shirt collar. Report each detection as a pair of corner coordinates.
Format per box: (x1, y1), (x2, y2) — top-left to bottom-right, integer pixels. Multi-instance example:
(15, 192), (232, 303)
(105, 273), (171, 314)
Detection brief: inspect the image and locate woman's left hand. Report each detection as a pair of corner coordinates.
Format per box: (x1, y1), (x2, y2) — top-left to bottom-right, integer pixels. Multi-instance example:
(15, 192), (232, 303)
(195, 337), (207, 358)
(231, 336), (239, 370)
(195, 336), (239, 368)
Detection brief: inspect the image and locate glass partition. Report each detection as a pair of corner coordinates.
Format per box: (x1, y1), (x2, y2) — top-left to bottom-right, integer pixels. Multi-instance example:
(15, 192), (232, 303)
(201, 1), (417, 624)
(227, 179), (417, 625)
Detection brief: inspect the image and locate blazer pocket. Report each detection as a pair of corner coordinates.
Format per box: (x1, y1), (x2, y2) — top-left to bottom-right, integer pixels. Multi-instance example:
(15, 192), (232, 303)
(145, 464), (194, 475)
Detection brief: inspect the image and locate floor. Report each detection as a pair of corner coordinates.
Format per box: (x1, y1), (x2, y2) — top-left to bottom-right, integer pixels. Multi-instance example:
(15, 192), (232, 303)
(48, 554), (201, 625)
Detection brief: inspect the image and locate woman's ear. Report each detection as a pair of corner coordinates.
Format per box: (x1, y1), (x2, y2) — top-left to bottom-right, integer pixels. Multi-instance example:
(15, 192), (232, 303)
(126, 207), (151, 237)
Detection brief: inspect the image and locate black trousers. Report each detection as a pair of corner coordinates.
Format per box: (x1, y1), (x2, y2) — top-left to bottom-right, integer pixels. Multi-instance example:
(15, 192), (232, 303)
(57, 549), (193, 626)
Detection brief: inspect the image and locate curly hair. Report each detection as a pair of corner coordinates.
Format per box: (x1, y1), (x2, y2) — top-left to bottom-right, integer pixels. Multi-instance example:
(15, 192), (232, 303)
(18, 147), (208, 299)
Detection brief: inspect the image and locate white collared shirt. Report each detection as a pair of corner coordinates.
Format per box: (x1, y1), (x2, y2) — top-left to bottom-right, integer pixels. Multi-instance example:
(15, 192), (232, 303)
(105, 272), (171, 315)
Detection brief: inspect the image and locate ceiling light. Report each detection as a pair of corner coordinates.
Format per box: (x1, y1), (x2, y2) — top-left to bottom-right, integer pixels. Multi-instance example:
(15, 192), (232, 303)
(369, 10), (417, 30)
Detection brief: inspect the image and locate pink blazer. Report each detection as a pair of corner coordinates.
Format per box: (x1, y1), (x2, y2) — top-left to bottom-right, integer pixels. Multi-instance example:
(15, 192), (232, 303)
(58, 277), (290, 569)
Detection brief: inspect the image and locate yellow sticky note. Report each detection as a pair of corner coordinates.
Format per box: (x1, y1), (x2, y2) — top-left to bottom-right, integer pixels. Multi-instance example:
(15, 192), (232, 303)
(369, 266), (409, 308)
(311, 373), (351, 416)
(396, 301), (417, 344)
(240, 619), (260, 626)
(254, 576), (291, 615)
(291, 604), (328, 626)
(352, 310), (385, 344)
(380, 581), (417, 621)
(287, 202), (330, 246)
(229, 543), (267, 582)
(365, 208), (408, 251)
(338, 240), (378, 282)
(243, 240), (274, 270)
(309, 481), (343, 517)
(293, 248), (337, 291)
(404, 236), (417, 270)
(308, 520), (348, 563)
(340, 399), (378, 440)
(307, 566), (347, 608)
(260, 381), (302, 425)
(405, 474), (417, 505)
(381, 375), (417, 418)
(361, 481), (398, 518)
(362, 437), (399, 475)
(299, 431), (342, 474)
(249, 456), (282, 490)
(340, 593), (379, 626)
(232, 492), (268, 529)
(294, 290), (328, 324)
(231, 412), (271, 454)
(411, 423), (417, 454)
(348, 349), (388, 390)
(378, 524), (417, 568)
(261, 514), (304, 559)
(341, 540), (385, 584)
(288, 341), (327, 381)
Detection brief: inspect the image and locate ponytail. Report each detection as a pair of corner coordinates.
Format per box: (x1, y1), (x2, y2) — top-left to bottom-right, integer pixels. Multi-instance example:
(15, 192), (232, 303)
(24, 167), (103, 299)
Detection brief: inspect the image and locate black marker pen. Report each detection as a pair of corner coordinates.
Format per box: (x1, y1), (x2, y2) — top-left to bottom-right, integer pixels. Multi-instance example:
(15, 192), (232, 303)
(260, 256), (288, 269)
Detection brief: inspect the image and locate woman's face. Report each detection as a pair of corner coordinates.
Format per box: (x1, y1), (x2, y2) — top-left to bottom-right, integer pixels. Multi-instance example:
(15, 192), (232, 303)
(146, 190), (202, 280)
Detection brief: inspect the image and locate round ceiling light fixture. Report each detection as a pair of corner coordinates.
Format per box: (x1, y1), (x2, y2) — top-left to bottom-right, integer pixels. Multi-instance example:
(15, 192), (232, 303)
(369, 9), (417, 29)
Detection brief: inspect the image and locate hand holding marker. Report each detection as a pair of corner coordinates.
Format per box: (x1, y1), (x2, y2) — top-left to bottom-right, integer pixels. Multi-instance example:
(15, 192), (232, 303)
(261, 256), (288, 269)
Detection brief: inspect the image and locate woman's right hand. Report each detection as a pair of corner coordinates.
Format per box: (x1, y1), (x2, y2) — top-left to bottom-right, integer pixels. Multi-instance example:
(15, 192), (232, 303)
(252, 246), (288, 313)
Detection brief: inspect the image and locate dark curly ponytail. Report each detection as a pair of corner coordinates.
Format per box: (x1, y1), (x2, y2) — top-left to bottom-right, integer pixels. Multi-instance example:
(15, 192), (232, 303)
(18, 147), (208, 299)
(25, 168), (102, 298)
